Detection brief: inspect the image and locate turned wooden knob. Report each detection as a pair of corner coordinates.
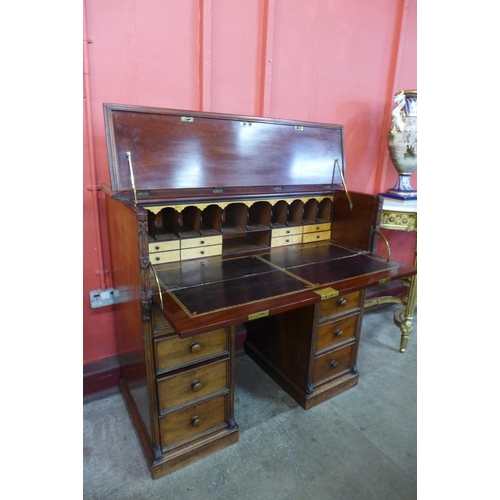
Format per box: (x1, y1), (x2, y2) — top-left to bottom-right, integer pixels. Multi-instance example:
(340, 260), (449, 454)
(200, 240), (205, 244)
(190, 342), (201, 354)
(330, 360), (338, 368)
(191, 416), (201, 427)
(338, 298), (347, 306)
(155, 245), (160, 250)
(334, 329), (343, 337)
(191, 380), (202, 392)
(200, 250), (205, 255)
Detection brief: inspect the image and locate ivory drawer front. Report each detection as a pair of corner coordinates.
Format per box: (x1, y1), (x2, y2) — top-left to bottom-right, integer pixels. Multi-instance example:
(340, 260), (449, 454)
(157, 359), (228, 412)
(302, 231), (331, 243)
(150, 250), (181, 264)
(319, 291), (361, 319)
(180, 235), (222, 249)
(181, 244), (222, 261)
(159, 394), (227, 449)
(154, 328), (228, 373)
(316, 315), (358, 352)
(271, 233), (303, 247)
(149, 240), (180, 253)
(302, 223), (331, 234)
(312, 344), (354, 385)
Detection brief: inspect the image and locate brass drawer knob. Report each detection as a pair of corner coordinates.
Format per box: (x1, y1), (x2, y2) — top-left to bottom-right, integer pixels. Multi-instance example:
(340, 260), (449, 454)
(191, 380), (203, 392)
(334, 329), (343, 337)
(191, 416), (202, 427)
(338, 298), (347, 306)
(330, 360), (338, 368)
(190, 342), (202, 354)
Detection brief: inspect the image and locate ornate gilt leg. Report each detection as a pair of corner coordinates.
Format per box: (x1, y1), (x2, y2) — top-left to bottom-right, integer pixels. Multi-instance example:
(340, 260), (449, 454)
(394, 254), (417, 352)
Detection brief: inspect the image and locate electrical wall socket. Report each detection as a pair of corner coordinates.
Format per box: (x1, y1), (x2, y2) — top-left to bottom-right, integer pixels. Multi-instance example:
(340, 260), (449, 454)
(90, 288), (119, 308)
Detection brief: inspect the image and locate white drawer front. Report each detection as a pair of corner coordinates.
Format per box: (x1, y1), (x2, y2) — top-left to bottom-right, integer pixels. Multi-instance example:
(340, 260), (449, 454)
(180, 235), (223, 249)
(181, 244), (223, 261)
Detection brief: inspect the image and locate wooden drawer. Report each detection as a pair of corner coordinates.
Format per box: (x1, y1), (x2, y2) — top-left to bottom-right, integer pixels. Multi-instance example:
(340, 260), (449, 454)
(181, 244), (222, 261)
(271, 226), (303, 238)
(319, 291), (360, 319)
(157, 359), (228, 412)
(180, 235), (222, 249)
(149, 240), (180, 253)
(154, 328), (228, 373)
(271, 233), (302, 247)
(316, 314), (358, 352)
(150, 250), (181, 264)
(159, 394), (227, 449)
(302, 222), (331, 234)
(312, 344), (354, 385)
(302, 230), (331, 243)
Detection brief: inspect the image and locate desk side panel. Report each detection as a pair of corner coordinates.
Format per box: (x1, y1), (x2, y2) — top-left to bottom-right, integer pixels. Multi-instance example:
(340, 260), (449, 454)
(106, 195), (157, 450)
(331, 191), (382, 252)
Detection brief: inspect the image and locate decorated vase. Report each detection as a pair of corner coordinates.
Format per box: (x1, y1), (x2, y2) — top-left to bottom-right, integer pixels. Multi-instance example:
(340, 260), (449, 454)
(387, 90), (417, 198)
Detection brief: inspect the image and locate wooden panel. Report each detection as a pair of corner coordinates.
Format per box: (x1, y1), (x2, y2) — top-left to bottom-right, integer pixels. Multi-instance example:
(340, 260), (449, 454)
(319, 291), (360, 319)
(312, 344), (354, 385)
(157, 359), (228, 412)
(159, 394), (227, 449)
(316, 314), (359, 352)
(154, 328), (228, 372)
(103, 104), (345, 193)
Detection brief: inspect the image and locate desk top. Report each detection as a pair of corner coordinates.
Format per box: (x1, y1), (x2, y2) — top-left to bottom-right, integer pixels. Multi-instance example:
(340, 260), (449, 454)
(155, 242), (416, 337)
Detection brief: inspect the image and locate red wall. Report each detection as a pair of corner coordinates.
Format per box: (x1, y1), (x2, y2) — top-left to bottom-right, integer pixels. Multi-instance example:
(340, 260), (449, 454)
(83, 0), (417, 366)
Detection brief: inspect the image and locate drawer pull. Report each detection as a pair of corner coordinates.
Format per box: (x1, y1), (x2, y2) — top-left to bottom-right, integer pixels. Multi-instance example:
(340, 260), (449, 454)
(200, 240), (205, 244)
(316, 235), (320, 239)
(155, 256), (160, 261)
(330, 360), (339, 368)
(334, 329), (343, 337)
(191, 380), (203, 392)
(200, 250), (205, 255)
(191, 416), (202, 427)
(155, 245), (160, 250)
(190, 342), (202, 354)
(286, 239), (290, 243)
(316, 226), (320, 230)
(286, 230), (290, 234)
(338, 298), (347, 306)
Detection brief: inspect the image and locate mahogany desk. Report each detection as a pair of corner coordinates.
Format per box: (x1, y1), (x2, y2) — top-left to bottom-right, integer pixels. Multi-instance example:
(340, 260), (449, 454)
(102, 103), (417, 479)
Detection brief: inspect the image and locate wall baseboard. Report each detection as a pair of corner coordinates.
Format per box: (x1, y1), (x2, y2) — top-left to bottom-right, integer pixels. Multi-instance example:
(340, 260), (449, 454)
(83, 355), (121, 403)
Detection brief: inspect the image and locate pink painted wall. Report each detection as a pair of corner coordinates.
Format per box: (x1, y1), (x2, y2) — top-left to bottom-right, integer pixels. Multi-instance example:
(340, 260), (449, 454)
(83, 0), (417, 365)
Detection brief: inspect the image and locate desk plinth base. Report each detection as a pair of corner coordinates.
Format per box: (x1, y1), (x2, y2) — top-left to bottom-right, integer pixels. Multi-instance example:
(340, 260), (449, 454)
(245, 342), (359, 410)
(150, 427), (240, 480)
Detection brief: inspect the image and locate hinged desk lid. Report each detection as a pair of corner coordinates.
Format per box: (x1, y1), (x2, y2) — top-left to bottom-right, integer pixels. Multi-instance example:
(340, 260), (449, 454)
(103, 103), (346, 197)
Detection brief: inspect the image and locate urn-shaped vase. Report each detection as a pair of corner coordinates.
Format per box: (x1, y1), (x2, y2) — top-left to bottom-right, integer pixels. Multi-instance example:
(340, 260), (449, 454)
(387, 90), (417, 198)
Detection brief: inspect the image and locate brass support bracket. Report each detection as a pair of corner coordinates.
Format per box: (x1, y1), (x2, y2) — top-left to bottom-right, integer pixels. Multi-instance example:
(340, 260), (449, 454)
(372, 228), (391, 262)
(150, 265), (164, 309)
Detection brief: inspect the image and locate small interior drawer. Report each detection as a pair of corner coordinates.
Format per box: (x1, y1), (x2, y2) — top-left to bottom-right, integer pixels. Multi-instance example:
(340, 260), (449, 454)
(271, 233), (303, 247)
(154, 328), (228, 372)
(302, 230), (331, 243)
(302, 222), (331, 234)
(180, 235), (222, 250)
(149, 240), (180, 253)
(318, 291), (360, 319)
(157, 359), (229, 412)
(312, 344), (354, 385)
(159, 394), (227, 450)
(150, 250), (181, 264)
(271, 226), (303, 238)
(316, 314), (358, 352)
(181, 244), (222, 261)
